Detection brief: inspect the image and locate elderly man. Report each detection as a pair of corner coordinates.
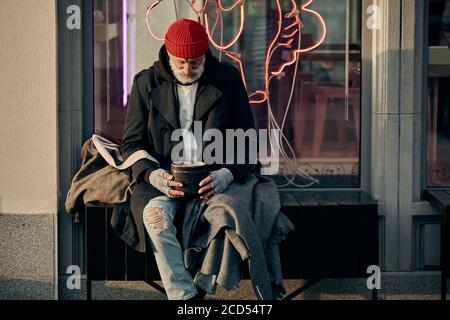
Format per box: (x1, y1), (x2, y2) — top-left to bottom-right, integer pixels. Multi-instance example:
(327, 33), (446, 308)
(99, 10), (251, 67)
(121, 19), (257, 300)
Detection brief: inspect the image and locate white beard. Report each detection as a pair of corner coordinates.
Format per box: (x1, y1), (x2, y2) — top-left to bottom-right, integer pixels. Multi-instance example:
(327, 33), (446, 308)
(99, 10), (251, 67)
(169, 58), (205, 85)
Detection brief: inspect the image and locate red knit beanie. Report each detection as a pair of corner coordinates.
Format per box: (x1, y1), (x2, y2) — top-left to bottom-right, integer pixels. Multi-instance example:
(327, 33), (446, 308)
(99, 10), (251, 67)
(165, 19), (209, 59)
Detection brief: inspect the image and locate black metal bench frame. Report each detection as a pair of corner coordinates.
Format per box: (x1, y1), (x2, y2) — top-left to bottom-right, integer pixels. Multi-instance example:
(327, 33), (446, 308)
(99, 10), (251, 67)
(83, 190), (379, 300)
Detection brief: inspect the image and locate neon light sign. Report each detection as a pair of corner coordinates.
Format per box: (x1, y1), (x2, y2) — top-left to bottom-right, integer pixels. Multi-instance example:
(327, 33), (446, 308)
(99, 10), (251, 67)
(146, 0), (326, 103)
(145, 0), (327, 186)
(123, 0), (128, 106)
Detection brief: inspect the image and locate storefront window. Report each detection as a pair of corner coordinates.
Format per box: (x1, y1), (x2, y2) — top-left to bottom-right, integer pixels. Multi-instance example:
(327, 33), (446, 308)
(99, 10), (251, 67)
(93, 0), (362, 188)
(427, 0), (450, 187)
(93, 0), (126, 143)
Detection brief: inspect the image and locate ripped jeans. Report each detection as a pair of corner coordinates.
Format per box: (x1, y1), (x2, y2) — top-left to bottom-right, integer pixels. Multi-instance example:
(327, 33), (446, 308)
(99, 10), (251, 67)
(143, 196), (198, 300)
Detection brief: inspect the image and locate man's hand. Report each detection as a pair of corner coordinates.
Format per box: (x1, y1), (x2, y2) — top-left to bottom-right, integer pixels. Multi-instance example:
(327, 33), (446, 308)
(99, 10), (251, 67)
(148, 168), (185, 198)
(198, 168), (234, 201)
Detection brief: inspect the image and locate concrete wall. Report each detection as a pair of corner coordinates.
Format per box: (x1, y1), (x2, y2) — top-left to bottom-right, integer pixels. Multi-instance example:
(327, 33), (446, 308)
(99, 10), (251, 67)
(370, 0), (441, 272)
(0, 0), (57, 299)
(0, 0), (58, 213)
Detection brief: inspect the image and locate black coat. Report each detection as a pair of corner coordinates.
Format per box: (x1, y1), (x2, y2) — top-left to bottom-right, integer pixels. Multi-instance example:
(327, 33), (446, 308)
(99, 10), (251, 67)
(120, 45), (257, 252)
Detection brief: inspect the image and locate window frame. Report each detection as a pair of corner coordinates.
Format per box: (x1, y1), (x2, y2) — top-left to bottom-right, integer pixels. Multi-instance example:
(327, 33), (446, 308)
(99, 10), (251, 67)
(57, 0), (94, 280)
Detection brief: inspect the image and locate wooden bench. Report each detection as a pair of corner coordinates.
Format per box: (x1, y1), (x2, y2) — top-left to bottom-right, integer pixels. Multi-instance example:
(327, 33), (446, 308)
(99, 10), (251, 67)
(83, 190), (378, 300)
(423, 189), (450, 301)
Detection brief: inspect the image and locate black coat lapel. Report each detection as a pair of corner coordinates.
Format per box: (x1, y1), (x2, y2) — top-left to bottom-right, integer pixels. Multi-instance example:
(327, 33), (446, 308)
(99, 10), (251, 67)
(148, 81), (181, 129)
(194, 82), (223, 121)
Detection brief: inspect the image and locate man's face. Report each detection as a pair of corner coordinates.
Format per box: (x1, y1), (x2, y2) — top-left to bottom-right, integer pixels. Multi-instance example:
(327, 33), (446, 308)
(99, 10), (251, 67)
(169, 54), (205, 84)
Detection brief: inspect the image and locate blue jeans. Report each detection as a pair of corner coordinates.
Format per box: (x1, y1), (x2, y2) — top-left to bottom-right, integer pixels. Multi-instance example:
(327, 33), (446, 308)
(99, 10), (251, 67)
(142, 196), (198, 300)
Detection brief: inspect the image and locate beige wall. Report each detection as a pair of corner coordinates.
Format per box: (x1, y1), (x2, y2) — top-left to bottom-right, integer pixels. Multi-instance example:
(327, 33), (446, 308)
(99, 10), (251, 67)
(0, 0), (57, 214)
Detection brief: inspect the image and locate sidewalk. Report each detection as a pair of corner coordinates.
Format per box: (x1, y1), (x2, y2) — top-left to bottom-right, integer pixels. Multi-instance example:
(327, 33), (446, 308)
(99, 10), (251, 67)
(56, 272), (448, 300)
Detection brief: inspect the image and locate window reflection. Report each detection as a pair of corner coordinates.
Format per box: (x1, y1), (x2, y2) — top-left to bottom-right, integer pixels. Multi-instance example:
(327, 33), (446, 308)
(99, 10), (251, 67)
(93, 0), (127, 143)
(427, 0), (450, 187)
(93, 0), (362, 188)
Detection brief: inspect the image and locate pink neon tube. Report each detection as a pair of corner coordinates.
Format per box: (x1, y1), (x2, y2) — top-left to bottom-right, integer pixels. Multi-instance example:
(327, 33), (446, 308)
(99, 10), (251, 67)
(123, 0), (128, 106)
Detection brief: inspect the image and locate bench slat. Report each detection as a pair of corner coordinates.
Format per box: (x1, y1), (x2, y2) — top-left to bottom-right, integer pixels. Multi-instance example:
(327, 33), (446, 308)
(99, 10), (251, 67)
(279, 191), (300, 207)
(293, 191), (319, 207)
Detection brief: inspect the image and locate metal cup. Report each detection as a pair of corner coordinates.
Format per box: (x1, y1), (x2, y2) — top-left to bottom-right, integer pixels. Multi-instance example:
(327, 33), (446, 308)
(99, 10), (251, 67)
(170, 162), (209, 198)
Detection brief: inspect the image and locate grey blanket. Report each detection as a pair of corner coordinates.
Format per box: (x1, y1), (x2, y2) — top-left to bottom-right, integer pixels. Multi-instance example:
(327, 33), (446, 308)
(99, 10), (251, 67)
(181, 173), (295, 300)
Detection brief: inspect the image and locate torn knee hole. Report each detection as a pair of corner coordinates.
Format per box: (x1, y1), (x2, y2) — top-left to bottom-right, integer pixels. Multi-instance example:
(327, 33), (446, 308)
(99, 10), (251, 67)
(144, 207), (167, 231)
